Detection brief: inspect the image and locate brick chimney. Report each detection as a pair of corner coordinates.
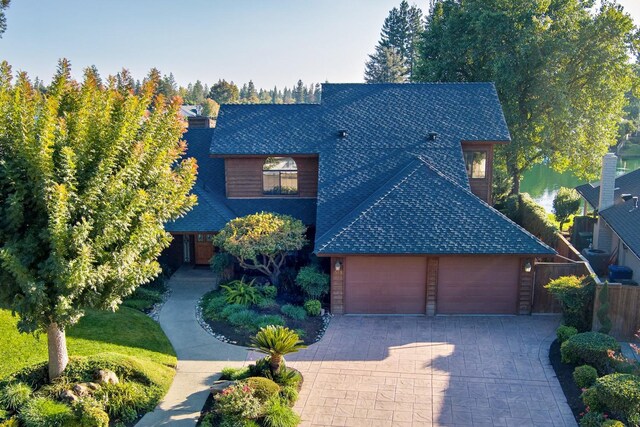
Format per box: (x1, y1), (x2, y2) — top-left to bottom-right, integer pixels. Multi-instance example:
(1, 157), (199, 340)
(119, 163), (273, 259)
(593, 153), (617, 252)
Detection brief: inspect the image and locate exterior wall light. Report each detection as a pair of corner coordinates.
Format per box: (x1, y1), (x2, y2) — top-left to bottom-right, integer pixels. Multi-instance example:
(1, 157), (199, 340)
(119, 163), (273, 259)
(334, 260), (342, 271)
(524, 261), (532, 273)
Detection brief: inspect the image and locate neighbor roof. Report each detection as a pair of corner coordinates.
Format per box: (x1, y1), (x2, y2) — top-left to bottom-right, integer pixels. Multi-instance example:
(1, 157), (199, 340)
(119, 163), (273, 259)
(203, 83), (552, 255)
(576, 168), (640, 259)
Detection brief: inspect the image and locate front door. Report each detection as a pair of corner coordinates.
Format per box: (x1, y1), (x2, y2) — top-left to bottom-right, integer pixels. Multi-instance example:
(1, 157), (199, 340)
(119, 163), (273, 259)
(194, 233), (215, 265)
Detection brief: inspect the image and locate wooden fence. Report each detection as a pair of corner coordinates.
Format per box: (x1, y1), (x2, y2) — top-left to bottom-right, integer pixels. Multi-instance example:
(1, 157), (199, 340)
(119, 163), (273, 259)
(592, 283), (640, 341)
(532, 261), (592, 313)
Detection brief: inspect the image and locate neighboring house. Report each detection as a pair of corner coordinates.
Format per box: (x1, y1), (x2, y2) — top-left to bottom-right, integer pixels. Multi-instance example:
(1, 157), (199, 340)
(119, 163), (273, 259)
(165, 83), (554, 315)
(576, 154), (640, 282)
(180, 105), (215, 128)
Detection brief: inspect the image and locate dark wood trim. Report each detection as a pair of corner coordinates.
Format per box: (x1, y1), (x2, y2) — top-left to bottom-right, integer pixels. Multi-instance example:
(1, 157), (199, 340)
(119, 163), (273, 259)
(330, 257), (345, 315)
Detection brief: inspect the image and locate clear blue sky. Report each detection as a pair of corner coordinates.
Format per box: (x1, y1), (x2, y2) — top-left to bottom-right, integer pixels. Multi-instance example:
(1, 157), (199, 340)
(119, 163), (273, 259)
(2, 0), (639, 90)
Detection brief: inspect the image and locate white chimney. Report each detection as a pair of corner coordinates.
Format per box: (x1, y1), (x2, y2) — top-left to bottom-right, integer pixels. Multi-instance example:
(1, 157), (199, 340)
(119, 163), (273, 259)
(598, 153), (618, 211)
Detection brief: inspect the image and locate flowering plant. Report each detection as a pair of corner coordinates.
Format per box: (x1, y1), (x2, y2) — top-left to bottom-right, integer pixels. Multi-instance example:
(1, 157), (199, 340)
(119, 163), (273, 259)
(214, 382), (263, 419)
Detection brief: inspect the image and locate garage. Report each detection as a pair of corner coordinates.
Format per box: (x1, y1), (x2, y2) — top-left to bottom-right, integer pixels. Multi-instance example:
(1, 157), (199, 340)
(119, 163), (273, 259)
(344, 256), (427, 314)
(437, 256), (520, 314)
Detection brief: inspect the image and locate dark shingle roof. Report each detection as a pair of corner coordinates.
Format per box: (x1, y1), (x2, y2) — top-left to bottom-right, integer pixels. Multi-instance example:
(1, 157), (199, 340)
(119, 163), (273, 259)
(576, 168), (640, 209)
(315, 158), (554, 255)
(176, 83), (551, 256)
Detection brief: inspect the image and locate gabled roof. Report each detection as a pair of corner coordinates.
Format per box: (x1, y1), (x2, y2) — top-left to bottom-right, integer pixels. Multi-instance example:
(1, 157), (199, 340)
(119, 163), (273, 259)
(576, 168), (640, 259)
(576, 168), (640, 209)
(315, 158), (555, 255)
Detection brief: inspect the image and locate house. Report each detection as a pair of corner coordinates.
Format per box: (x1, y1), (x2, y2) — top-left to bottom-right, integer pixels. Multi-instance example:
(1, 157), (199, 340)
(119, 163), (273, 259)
(165, 83), (554, 315)
(576, 153), (640, 282)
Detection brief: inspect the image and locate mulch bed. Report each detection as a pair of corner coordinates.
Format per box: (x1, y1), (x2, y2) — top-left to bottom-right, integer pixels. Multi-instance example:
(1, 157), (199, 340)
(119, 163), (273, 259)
(549, 339), (584, 423)
(203, 303), (325, 347)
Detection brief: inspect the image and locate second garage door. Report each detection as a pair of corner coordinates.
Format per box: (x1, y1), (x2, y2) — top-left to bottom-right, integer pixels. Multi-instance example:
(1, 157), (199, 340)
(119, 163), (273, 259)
(345, 256), (427, 314)
(437, 256), (519, 314)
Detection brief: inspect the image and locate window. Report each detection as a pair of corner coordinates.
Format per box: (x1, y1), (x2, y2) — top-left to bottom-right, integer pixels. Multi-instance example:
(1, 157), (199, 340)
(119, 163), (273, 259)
(464, 151), (487, 179)
(263, 157), (298, 195)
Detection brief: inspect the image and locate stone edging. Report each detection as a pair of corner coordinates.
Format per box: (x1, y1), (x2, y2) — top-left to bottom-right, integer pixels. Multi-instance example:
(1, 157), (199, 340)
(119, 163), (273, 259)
(195, 296), (332, 345)
(147, 287), (173, 322)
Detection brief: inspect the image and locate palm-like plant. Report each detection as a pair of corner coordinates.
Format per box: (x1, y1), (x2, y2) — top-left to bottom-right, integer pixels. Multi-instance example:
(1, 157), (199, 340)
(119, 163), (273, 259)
(251, 325), (307, 374)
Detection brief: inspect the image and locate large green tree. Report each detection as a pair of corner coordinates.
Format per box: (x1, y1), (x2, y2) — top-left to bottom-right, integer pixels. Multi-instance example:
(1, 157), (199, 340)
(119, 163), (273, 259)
(0, 0), (10, 37)
(0, 60), (197, 379)
(415, 0), (639, 193)
(364, 0), (424, 83)
(208, 79), (239, 104)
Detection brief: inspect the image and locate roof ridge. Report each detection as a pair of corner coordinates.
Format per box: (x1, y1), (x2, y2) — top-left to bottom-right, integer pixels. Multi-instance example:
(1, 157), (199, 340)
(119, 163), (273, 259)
(315, 160), (424, 253)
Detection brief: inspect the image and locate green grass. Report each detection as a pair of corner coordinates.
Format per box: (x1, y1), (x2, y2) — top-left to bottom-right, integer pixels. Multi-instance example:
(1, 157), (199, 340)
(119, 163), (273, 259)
(0, 307), (176, 381)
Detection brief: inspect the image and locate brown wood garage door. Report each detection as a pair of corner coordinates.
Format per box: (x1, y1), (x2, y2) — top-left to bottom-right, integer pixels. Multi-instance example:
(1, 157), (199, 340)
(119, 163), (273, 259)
(345, 256), (427, 314)
(437, 256), (519, 314)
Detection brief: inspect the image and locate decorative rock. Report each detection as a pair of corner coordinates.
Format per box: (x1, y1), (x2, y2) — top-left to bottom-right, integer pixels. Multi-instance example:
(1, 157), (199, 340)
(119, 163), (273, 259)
(210, 380), (235, 395)
(72, 383), (91, 397)
(86, 382), (101, 391)
(59, 389), (79, 403)
(95, 369), (119, 385)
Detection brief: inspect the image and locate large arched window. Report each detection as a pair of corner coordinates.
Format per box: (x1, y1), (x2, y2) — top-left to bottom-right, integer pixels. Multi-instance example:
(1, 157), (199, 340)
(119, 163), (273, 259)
(263, 157), (298, 195)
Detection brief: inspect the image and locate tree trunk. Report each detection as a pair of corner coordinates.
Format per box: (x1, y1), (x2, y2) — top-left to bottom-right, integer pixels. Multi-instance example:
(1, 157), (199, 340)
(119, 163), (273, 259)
(510, 171), (521, 195)
(269, 269), (280, 287)
(47, 322), (69, 381)
(269, 353), (282, 374)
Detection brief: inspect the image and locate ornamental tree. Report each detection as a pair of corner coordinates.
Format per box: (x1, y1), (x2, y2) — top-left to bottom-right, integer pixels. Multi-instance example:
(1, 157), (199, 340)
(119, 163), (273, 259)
(0, 60), (197, 379)
(213, 212), (307, 286)
(553, 187), (581, 231)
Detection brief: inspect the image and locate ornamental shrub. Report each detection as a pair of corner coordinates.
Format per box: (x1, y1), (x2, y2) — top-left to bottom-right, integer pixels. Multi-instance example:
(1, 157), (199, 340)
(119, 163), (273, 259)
(279, 386), (299, 406)
(602, 420), (626, 427)
(503, 193), (558, 246)
(557, 325), (578, 343)
(72, 398), (109, 427)
(219, 417), (260, 427)
(280, 304), (307, 321)
(0, 382), (32, 411)
(244, 377), (280, 403)
(553, 187), (581, 231)
(221, 304), (248, 319)
(593, 373), (640, 425)
(19, 397), (74, 427)
(228, 309), (259, 329)
(582, 387), (604, 412)
(304, 300), (322, 317)
(262, 397), (301, 427)
(203, 295), (228, 320)
(546, 275), (595, 331)
(295, 266), (330, 300)
(260, 285), (278, 300)
(221, 279), (262, 306)
(210, 252), (235, 281)
(214, 383), (263, 419)
(253, 315), (286, 330)
(220, 367), (251, 381)
(561, 332), (620, 374)
(574, 365), (598, 389)
(579, 411), (606, 427)
(94, 381), (153, 423)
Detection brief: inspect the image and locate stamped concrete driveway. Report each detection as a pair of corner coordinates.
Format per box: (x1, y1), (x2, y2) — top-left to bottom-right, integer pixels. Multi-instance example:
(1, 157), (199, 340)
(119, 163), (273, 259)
(285, 315), (576, 427)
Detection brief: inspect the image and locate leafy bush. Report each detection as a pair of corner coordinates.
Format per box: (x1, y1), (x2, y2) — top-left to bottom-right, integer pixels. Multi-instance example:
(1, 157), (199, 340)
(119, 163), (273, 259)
(503, 193), (558, 246)
(582, 387), (604, 412)
(254, 315), (286, 330)
(220, 367), (251, 381)
(303, 300), (322, 317)
(592, 373), (640, 425)
(602, 420), (625, 427)
(279, 386), (299, 406)
(553, 187), (581, 231)
(221, 279), (262, 306)
(574, 365), (598, 389)
(244, 377), (280, 402)
(260, 285), (278, 299)
(203, 294), (228, 320)
(256, 298), (279, 310)
(228, 309), (259, 329)
(210, 252), (235, 281)
(19, 397), (73, 427)
(579, 411), (606, 427)
(561, 332), (620, 373)
(219, 417), (260, 427)
(94, 381), (154, 423)
(0, 382), (31, 411)
(221, 304), (249, 319)
(273, 368), (302, 389)
(72, 398), (109, 427)
(214, 383), (263, 419)
(295, 266), (330, 300)
(545, 275), (595, 331)
(280, 304), (306, 321)
(262, 397), (301, 427)
(557, 325), (578, 343)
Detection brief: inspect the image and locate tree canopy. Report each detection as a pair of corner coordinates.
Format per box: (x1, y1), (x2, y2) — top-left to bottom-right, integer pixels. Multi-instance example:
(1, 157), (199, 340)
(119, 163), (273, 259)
(0, 60), (197, 378)
(415, 0), (639, 193)
(213, 213), (307, 286)
(0, 0), (9, 37)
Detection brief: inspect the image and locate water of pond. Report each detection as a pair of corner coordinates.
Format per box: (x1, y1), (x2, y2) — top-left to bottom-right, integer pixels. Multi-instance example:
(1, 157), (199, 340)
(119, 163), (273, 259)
(519, 157), (640, 212)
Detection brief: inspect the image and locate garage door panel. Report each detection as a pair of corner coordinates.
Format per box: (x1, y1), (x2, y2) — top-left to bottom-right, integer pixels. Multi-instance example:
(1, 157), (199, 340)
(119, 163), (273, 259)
(345, 256), (426, 314)
(437, 256), (519, 314)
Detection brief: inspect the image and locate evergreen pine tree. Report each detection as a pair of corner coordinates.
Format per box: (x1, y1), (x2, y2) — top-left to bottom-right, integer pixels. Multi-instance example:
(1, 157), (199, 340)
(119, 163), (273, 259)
(246, 80), (259, 103)
(271, 85), (279, 104)
(364, 47), (408, 83)
(294, 80), (305, 103)
(208, 79), (239, 104)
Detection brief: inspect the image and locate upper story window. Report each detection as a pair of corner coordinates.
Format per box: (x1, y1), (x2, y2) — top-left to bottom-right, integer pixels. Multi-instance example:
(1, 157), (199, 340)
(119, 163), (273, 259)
(263, 157), (298, 195)
(464, 151), (487, 179)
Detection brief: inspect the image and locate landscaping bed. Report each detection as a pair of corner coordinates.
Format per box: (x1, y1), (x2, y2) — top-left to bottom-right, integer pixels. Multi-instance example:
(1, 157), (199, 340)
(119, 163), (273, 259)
(549, 339), (584, 422)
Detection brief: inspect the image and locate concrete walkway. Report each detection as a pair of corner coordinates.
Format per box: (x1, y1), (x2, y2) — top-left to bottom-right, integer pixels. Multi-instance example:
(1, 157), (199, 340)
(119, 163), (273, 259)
(137, 267), (251, 426)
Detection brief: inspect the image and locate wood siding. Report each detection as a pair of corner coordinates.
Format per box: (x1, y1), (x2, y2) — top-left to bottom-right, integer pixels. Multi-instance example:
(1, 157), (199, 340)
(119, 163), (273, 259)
(330, 257), (345, 314)
(344, 256), (427, 314)
(592, 283), (640, 341)
(462, 142), (494, 203)
(225, 156), (318, 198)
(437, 256), (520, 314)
